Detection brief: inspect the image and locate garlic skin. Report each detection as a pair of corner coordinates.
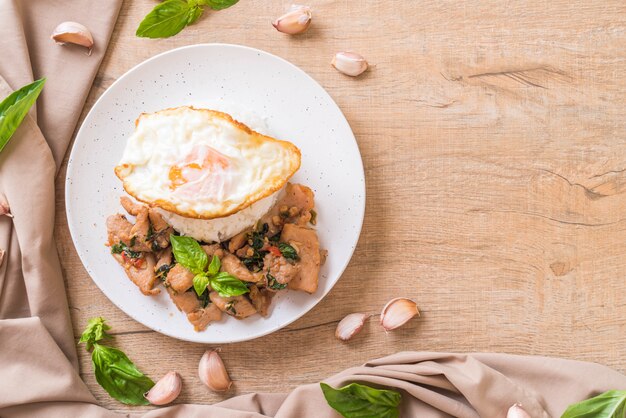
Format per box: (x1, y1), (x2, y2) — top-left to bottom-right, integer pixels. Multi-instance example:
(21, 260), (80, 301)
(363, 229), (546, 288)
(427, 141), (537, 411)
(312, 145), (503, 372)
(272, 5), (312, 35)
(336, 313), (369, 341)
(380, 297), (420, 331)
(51, 22), (94, 54)
(507, 404), (532, 418)
(331, 52), (368, 77)
(0, 249), (5, 267)
(199, 349), (232, 392)
(144, 371), (182, 406)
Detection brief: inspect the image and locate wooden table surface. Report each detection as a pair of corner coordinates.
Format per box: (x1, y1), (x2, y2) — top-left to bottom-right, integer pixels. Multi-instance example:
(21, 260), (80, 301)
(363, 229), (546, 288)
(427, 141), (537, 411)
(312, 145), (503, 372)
(55, 0), (626, 413)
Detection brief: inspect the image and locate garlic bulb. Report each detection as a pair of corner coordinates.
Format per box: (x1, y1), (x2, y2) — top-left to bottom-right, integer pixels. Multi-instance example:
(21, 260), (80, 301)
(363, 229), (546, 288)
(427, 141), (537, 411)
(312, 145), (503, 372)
(507, 404), (532, 418)
(336, 313), (369, 341)
(199, 349), (232, 392)
(380, 298), (420, 331)
(0, 195), (11, 218)
(144, 371), (182, 405)
(51, 22), (94, 54)
(272, 5), (312, 35)
(331, 52), (368, 77)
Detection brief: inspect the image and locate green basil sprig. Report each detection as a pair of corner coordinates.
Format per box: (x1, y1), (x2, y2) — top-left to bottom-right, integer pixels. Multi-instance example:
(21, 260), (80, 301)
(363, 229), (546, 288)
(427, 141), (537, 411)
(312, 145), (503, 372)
(320, 382), (402, 418)
(170, 235), (249, 297)
(561, 390), (626, 418)
(79, 318), (154, 406)
(0, 78), (45, 154)
(136, 0), (239, 39)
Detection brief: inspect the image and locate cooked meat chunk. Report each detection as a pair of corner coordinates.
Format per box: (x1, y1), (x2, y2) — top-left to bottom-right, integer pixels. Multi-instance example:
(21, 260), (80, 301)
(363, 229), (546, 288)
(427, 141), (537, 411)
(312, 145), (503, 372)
(281, 223), (321, 293)
(129, 206), (152, 252)
(112, 252), (159, 296)
(148, 208), (174, 249)
(187, 304), (222, 331)
(202, 244), (223, 258)
(106, 214), (133, 246)
(221, 253), (263, 283)
(166, 287), (200, 313)
(166, 287), (222, 331)
(263, 253), (300, 285)
(210, 292), (257, 319)
(120, 196), (143, 216)
(249, 286), (274, 317)
(120, 196), (172, 249)
(261, 183), (316, 234)
(228, 230), (249, 253)
(155, 247), (172, 270)
(167, 264), (194, 293)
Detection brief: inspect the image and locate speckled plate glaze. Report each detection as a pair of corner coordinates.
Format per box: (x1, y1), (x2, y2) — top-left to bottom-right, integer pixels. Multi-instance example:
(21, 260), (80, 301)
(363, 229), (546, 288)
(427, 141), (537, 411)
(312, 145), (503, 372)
(66, 44), (365, 343)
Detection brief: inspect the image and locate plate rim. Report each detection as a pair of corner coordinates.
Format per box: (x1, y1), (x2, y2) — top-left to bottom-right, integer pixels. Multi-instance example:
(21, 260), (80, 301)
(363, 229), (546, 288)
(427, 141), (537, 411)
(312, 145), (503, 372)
(65, 43), (366, 343)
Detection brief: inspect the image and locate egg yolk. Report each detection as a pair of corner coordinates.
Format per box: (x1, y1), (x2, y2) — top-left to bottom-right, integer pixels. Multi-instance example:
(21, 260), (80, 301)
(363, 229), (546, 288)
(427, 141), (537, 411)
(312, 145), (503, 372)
(168, 146), (229, 190)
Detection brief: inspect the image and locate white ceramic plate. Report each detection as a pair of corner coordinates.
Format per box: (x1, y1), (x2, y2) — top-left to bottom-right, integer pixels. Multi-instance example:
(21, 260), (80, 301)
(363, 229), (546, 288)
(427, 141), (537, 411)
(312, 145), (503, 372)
(66, 44), (365, 343)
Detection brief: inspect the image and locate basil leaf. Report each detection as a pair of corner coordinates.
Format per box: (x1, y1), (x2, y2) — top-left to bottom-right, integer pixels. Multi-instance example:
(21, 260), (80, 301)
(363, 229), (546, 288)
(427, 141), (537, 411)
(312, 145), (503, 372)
(186, 5), (203, 25)
(136, 0), (193, 39)
(208, 254), (221, 276)
(92, 344), (154, 405)
(320, 382), (401, 418)
(561, 390), (626, 418)
(279, 242), (299, 262)
(79, 317), (111, 351)
(193, 273), (209, 296)
(210, 272), (249, 297)
(199, 0), (239, 10)
(170, 235), (208, 274)
(0, 78), (45, 154)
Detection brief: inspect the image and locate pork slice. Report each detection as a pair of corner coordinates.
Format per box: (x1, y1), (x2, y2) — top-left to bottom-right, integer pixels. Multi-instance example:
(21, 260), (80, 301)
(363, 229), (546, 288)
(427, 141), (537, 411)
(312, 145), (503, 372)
(155, 247), (172, 270)
(166, 287), (201, 313)
(167, 263), (194, 293)
(202, 244), (223, 258)
(281, 223), (321, 294)
(120, 196), (143, 216)
(106, 214), (133, 246)
(228, 230), (250, 253)
(248, 286), (274, 317)
(112, 252), (159, 296)
(221, 253), (263, 283)
(263, 253), (300, 285)
(187, 304), (222, 331)
(128, 206), (152, 252)
(209, 292), (257, 319)
(148, 208), (174, 249)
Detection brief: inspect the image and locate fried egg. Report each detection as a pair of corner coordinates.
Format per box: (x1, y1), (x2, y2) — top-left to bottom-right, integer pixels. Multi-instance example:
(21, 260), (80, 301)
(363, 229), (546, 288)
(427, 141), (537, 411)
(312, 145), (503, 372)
(115, 106), (301, 219)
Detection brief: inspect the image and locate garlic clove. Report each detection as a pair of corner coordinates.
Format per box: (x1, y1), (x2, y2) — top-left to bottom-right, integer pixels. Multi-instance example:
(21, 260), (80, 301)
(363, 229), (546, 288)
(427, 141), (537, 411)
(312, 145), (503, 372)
(272, 5), (312, 35)
(144, 371), (182, 406)
(331, 52), (369, 77)
(51, 22), (94, 54)
(335, 313), (369, 341)
(507, 403), (532, 418)
(380, 297), (420, 331)
(199, 349), (232, 392)
(0, 195), (12, 218)
(0, 249), (5, 267)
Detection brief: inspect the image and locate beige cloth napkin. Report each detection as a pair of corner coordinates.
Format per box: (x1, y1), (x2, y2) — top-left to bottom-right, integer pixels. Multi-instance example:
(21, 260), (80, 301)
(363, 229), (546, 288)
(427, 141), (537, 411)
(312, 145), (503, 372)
(1, 1), (626, 417)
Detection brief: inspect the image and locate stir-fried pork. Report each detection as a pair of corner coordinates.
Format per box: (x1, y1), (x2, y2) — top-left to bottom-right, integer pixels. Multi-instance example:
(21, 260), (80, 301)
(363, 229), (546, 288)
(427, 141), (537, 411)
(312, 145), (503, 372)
(107, 182), (324, 331)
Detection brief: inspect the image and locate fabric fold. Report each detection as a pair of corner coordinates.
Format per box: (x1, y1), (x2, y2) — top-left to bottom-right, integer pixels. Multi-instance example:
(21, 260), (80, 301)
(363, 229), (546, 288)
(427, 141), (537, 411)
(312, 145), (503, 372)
(0, 0), (123, 372)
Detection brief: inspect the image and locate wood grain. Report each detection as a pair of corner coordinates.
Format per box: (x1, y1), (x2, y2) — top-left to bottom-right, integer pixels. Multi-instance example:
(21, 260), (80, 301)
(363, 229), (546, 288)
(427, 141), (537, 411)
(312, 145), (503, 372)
(54, 0), (626, 413)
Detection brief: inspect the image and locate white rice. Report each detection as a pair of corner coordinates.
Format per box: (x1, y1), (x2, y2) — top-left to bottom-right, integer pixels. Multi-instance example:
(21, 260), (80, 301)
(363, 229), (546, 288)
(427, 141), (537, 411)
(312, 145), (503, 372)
(159, 191), (279, 243)
(158, 104), (278, 243)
